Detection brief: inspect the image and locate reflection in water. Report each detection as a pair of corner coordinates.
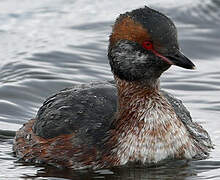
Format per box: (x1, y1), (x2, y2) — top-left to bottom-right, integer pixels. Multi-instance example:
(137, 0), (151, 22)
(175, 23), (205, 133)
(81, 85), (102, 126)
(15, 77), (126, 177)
(17, 160), (220, 180)
(0, 0), (220, 179)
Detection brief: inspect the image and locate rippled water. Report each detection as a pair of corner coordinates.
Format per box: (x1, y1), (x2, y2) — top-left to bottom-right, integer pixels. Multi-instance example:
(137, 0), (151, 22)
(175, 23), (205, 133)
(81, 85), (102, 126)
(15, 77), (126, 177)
(0, 0), (220, 179)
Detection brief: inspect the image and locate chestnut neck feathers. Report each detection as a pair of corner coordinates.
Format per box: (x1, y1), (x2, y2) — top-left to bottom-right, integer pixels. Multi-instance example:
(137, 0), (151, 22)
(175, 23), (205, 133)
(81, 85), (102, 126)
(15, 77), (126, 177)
(108, 77), (198, 165)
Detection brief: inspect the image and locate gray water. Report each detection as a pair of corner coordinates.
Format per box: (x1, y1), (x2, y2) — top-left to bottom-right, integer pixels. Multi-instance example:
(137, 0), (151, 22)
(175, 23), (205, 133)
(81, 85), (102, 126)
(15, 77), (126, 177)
(0, 0), (220, 179)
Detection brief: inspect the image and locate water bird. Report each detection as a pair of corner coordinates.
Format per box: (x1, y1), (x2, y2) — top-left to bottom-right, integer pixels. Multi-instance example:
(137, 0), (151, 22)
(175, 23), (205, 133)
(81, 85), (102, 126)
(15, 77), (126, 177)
(13, 6), (213, 169)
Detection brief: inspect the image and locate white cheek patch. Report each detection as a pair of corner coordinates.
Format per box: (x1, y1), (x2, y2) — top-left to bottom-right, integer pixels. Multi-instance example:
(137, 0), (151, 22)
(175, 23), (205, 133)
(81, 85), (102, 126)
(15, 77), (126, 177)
(113, 41), (148, 65)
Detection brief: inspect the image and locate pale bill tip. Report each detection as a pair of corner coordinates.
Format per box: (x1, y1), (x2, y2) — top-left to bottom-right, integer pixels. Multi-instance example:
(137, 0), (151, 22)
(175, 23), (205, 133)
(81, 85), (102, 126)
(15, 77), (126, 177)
(191, 65), (196, 70)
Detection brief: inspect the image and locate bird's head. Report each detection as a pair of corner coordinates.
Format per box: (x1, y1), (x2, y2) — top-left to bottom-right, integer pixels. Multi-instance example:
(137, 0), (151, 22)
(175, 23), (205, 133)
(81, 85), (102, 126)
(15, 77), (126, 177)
(108, 6), (195, 82)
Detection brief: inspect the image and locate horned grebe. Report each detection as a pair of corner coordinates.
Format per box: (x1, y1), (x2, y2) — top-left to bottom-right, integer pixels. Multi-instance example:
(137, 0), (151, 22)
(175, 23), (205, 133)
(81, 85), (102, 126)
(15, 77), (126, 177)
(13, 6), (213, 169)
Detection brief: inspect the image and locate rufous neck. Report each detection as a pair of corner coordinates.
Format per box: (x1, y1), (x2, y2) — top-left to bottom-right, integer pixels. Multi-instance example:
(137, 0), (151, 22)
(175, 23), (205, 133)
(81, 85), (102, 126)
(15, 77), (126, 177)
(114, 76), (160, 113)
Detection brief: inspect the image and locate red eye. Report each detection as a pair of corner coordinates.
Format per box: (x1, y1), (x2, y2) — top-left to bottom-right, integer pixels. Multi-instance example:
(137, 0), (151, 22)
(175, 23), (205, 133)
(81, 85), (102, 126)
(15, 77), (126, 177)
(142, 41), (153, 50)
